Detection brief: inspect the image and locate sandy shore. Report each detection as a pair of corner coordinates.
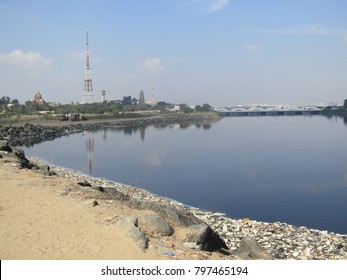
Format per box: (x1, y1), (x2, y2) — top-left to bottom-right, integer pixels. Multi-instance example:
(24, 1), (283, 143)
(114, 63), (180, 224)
(0, 154), (230, 260)
(0, 164), (156, 259)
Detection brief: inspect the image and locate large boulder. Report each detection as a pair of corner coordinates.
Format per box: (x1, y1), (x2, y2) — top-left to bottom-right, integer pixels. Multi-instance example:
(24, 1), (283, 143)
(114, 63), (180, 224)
(233, 237), (273, 260)
(101, 186), (129, 201)
(184, 223), (229, 252)
(185, 223), (211, 243)
(138, 214), (174, 237)
(128, 199), (200, 227)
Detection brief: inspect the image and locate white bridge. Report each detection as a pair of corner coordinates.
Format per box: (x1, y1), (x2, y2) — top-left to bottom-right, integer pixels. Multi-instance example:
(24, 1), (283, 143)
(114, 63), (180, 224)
(214, 106), (323, 116)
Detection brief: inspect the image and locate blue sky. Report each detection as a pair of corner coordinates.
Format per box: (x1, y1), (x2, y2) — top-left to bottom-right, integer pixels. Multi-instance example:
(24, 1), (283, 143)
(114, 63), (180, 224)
(1, 0), (347, 106)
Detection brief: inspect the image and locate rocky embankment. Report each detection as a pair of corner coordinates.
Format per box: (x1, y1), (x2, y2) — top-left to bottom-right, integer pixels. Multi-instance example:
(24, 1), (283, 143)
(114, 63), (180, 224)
(0, 114), (220, 147)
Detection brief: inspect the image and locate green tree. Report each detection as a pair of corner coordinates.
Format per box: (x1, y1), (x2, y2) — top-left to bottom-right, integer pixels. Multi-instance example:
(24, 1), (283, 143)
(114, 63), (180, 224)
(132, 97), (138, 105)
(0, 96), (10, 105)
(179, 104), (194, 113)
(195, 103), (211, 112)
(122, 96), (132, 105)
(0, 96), (11, 111)
(195, 105), (202, 111)
(202, 103), (212, 111)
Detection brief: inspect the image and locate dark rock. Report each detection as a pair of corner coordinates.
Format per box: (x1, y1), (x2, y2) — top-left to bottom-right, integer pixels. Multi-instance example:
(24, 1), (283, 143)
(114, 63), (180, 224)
(233, 237), (273, 260)
(0, 140), (12, 152)
(102, 187), (129, 201)
(185, 223), (211, 243)
(0, 142), (34, 169)
(185, 223), (229, 252)
(130, 199), (200, 227)
(138, 214), (174, 237)
(95, 186), (105, 192)
(12, 147), (26, 159)
(77, 180), (92, 187)
(163, 208), (200, 227)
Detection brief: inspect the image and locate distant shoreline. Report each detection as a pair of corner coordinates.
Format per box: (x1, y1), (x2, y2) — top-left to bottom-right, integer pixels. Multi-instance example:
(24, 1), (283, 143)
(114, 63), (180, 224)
(0, 112), (221, 147)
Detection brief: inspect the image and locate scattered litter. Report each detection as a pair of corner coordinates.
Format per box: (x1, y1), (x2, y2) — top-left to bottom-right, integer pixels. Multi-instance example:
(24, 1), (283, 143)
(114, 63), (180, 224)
(161, 251), (175, 257)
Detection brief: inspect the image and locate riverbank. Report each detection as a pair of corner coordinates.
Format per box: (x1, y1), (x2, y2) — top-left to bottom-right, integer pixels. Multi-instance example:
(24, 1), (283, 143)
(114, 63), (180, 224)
(0, 112), (221, 146)
(53, 162), (347, 260)
(1, 139), (347, 260)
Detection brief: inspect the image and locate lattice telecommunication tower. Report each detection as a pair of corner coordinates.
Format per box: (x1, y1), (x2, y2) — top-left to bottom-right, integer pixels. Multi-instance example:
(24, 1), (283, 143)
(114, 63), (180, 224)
(82, 30), (95, 103)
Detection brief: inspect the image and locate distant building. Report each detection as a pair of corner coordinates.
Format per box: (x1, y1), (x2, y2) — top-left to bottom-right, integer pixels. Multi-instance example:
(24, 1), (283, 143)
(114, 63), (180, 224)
(33, 90), (44, 105)
(146, 96), (157, 106)
(46, 102), (61, 107)
(168, 105), (180, 112)
(145, 88), (157, 106)
(139, 90), (145, 105)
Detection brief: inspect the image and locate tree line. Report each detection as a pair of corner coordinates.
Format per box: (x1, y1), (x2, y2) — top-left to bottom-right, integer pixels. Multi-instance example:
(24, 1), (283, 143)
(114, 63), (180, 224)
(0, 95), (213, 117)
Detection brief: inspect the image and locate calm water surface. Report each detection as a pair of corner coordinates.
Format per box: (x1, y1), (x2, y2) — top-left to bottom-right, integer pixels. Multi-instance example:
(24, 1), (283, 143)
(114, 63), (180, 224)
(22, 116), (347, 233)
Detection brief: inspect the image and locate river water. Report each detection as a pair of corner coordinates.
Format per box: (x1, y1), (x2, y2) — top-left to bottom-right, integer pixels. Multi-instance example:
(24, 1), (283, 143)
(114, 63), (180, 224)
(21, 115), (347, 234)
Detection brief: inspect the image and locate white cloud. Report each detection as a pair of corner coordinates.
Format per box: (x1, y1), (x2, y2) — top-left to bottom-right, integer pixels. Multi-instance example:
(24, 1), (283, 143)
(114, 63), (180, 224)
(244, 44), (263, 52)
(209, 0), (229, 12)
(137, 58), (164, 73)
(0, 49), (52, 70)
(306, 25), (347, 46)
(182, 0), (229, 14)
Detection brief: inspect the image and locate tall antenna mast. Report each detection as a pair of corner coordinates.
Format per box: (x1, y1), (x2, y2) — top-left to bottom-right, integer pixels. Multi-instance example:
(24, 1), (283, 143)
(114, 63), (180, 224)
(82, 29), (95, 103)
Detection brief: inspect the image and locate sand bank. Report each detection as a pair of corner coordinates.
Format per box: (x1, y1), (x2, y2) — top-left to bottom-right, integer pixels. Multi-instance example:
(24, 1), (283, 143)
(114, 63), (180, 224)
(0, 154), (229, 260)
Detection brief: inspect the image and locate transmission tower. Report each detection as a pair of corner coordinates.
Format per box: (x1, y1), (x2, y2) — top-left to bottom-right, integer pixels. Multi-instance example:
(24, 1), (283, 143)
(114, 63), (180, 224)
(82, 30), (95, 103)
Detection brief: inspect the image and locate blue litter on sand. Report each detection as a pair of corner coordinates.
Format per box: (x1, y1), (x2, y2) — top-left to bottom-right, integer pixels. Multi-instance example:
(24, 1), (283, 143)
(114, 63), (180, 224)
(161, 251), (175, 257)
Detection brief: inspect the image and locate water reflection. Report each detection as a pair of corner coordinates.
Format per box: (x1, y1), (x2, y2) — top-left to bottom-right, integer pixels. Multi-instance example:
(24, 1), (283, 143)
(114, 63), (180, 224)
(80, 119), (218, 175)
(84, 131), (94, 175)
(140, 149), (166, 167)
(140, 127), (145, 141)
(20, 116), (347, 233)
